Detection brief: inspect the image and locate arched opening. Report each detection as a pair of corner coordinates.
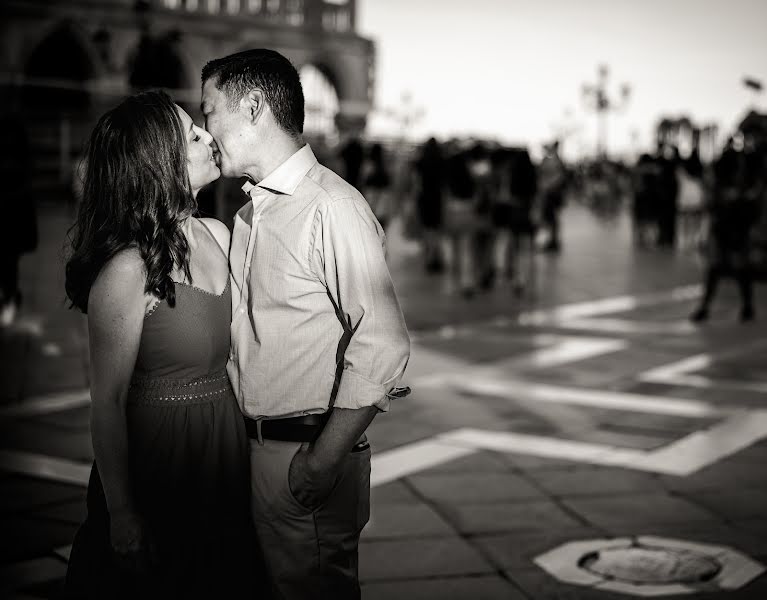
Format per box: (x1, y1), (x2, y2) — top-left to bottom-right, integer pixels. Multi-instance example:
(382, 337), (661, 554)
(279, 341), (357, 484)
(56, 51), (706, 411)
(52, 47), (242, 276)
(130, 31), (189, 92)
(24, 24), (94, 112)
(299, 64), (339, 141)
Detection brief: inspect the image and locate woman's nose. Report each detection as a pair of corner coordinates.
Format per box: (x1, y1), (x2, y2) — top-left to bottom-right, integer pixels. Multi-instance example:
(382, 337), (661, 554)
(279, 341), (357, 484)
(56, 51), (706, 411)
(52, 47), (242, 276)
(199, 127), (213, 145)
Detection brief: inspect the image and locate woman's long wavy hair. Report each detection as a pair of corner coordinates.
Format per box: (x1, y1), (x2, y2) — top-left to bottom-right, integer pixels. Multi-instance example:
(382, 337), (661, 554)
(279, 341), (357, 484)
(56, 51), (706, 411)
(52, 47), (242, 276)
(65, 90), (196, 313)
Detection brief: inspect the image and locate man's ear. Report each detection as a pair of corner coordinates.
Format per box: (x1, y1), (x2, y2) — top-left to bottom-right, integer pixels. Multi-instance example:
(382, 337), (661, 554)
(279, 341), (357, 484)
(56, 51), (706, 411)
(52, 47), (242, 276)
(241, 89), (265, 125)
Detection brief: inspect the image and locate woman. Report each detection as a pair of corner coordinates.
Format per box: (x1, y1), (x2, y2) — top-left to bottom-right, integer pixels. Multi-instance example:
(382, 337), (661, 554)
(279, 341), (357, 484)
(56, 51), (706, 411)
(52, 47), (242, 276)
(64, 91), (259, 598)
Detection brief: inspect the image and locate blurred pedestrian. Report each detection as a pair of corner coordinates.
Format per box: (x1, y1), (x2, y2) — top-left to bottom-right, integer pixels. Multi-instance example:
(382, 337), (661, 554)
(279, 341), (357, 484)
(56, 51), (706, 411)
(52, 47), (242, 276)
(690, 139), (763, 323)
(631, 153), (660, 247)
(506, 148), (538, 294)
(413, 137), (445, 273)
(64, 90), (258, 599)
(468, 144), (495, 290)
(676, 148), (705, 250)
(339, 134), (364, 189)
(362, 143), (393, 231)
(538, 140), (567, 253)
(443, 145), (482, 297)
(656, 143), (680, 248)
(0, 115), (36, 327)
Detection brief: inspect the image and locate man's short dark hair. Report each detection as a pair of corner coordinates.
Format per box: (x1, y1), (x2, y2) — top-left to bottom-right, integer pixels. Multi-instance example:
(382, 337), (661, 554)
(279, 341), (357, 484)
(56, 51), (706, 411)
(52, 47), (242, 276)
(202, 48), (304, 137)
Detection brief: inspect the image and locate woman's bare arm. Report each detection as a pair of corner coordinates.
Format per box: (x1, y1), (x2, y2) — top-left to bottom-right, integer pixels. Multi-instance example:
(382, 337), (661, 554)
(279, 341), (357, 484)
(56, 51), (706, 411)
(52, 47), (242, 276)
(87, 249), (149, 520)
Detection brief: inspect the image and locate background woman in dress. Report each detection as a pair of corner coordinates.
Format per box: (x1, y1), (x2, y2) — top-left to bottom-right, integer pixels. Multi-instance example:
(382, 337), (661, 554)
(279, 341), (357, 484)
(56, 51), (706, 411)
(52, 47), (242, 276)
(64, 90), (258, 599)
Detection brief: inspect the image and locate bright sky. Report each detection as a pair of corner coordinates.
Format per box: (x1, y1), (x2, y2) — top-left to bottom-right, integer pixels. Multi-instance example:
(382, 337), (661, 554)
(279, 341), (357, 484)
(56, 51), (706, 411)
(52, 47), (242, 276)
(358, 0), (767, 158)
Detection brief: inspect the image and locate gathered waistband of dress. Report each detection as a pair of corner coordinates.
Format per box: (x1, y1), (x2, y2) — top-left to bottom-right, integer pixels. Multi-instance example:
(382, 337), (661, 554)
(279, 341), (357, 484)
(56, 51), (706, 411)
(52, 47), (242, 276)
(128, 369), (232, 406)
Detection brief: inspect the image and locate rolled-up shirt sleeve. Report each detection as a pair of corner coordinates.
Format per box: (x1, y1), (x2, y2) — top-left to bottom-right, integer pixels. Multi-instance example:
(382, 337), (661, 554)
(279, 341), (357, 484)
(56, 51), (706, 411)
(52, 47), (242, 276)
(311, 196), (410, 412)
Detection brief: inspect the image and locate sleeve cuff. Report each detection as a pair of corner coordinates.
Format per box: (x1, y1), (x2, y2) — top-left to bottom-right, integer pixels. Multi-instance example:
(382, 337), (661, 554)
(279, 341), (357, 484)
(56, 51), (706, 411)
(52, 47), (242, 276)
(333, 369), (397, 412)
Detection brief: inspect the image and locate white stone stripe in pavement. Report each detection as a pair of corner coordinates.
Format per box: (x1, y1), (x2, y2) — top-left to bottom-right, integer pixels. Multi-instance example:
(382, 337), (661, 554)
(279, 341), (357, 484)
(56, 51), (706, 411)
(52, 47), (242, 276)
(0, 389), (91, 419)
(562, 317), (697, 335)
(516, 284), (702, 326)
(420, 376), (725, 418)
(637, 410), (767, 475)
(1, 547), (75, 593)
(507, 335), (627, 369)
(369, 439), (476, 487)
(0, 450), (90, 486)
(438, 410), (767, 476)
(0, 556), (67, 596)
(639, 353), (767, 393)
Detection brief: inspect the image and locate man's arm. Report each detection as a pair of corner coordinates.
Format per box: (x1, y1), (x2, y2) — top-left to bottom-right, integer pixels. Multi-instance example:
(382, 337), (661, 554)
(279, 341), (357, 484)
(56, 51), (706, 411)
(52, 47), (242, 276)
(290, 195), (410, 508)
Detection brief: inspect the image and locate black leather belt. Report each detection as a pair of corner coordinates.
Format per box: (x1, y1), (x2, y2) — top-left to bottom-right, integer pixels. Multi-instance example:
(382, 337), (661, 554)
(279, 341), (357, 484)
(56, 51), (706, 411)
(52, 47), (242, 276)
(244, 414), (329, 443)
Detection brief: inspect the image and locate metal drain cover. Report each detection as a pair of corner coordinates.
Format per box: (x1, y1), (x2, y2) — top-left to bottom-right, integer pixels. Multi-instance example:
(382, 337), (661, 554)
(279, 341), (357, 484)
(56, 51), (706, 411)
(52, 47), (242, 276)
(580, 545), (721, 584)
(535, 536), (766, 596)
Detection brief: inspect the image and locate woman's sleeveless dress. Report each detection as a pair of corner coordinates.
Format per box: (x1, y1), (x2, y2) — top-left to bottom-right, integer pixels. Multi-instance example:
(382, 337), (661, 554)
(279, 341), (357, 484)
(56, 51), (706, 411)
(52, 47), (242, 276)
(66, 232), (258, 599)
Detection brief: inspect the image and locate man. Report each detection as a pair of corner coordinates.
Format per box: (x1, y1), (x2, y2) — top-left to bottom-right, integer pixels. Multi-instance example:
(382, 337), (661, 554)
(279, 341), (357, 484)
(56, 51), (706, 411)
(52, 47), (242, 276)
(538, 140), (567, 253)
(200, 49), (410, 599)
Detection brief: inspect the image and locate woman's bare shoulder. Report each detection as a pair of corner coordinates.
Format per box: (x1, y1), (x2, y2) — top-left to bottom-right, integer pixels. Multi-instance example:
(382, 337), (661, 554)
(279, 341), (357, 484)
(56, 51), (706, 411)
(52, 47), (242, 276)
(89, 248), (148, 309)
(198, 218), (231, 254)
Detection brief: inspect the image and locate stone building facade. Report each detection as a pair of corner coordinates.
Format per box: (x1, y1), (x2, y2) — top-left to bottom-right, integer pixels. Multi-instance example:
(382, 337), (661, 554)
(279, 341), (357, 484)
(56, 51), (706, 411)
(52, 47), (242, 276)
(0, 0), (374, 187)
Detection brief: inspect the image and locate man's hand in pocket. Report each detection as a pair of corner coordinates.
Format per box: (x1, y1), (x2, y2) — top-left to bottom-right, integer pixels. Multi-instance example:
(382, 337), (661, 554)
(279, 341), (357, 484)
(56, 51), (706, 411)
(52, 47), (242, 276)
(288, 443), (339, 511)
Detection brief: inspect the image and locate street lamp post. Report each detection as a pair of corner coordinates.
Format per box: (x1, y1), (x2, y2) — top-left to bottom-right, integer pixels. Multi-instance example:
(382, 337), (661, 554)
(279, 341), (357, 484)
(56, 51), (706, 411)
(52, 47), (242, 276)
(582, 64), (630, 160)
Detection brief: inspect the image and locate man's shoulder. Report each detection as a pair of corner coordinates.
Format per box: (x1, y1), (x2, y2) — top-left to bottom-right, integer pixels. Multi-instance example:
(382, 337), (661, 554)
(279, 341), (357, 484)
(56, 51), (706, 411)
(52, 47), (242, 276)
(303, 162), (364, 207)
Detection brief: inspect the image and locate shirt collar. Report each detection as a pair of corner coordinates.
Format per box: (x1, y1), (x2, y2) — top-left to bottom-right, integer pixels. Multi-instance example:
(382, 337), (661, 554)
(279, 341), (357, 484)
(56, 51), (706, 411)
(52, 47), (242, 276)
(241, 144), (317, 198)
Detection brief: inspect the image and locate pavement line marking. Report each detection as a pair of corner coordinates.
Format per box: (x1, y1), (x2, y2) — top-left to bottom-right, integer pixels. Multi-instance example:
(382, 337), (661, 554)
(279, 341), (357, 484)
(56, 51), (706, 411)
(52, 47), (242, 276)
(411, 334), (630, 388)
(440, 428), (648, 469)
(0, 450), (90, 486)
(0, 389), (91, 419)
(638, 410), (767, 475)
(561, 317), (697, 335)
(434, 412), (767, 476)
(0, 556), (67, 595)
(639, 352), (767, 393)
(503, 336), (627, 369)
(639, 354), (711, 381)
(411, 284), (702, 335)
(370, 439), (476, 487)
(516, 285), (701, 326)
(417, 376), (724, 418)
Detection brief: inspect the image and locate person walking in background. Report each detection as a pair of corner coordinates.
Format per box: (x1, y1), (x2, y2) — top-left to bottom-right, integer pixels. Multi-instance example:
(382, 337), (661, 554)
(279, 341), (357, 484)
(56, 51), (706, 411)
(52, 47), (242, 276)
(467, 143), (496, 290)
(506, 148), (538, 294)
(676, 147), (706, 250)
(632, 153), (661, 247)
(362, 143), (393, 232)
(443, 145), (482, 297)
(413, 137), (445, 273)
(201, 49), (411, 600)
(690, 138), (763, 323)
(0, 115), (36, 327)
(538, 140), (567, 253)
(656, 143), (680, 248)
(64, 91), (258, 599)
(339, 134), (364, 189)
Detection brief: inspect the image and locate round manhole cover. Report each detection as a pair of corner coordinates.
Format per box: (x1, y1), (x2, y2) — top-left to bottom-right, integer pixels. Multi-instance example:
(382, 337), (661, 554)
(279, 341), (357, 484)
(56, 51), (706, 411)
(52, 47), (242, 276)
(580, 544), (722, 584)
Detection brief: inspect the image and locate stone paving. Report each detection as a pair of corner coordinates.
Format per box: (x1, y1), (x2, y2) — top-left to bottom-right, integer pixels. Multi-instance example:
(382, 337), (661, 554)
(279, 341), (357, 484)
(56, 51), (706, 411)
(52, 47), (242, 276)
(2, 197), (767, 599)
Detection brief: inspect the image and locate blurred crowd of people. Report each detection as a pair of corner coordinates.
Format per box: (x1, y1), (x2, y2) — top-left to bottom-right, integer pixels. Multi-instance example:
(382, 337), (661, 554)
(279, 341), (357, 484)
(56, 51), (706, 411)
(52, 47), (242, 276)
(330, 111), (767, 317)
(336, 136), (571, 299)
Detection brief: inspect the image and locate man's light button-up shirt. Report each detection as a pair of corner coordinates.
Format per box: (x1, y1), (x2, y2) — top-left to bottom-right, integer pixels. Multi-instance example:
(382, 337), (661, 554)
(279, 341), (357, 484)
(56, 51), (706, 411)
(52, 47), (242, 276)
(227, 144), (410, 420)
